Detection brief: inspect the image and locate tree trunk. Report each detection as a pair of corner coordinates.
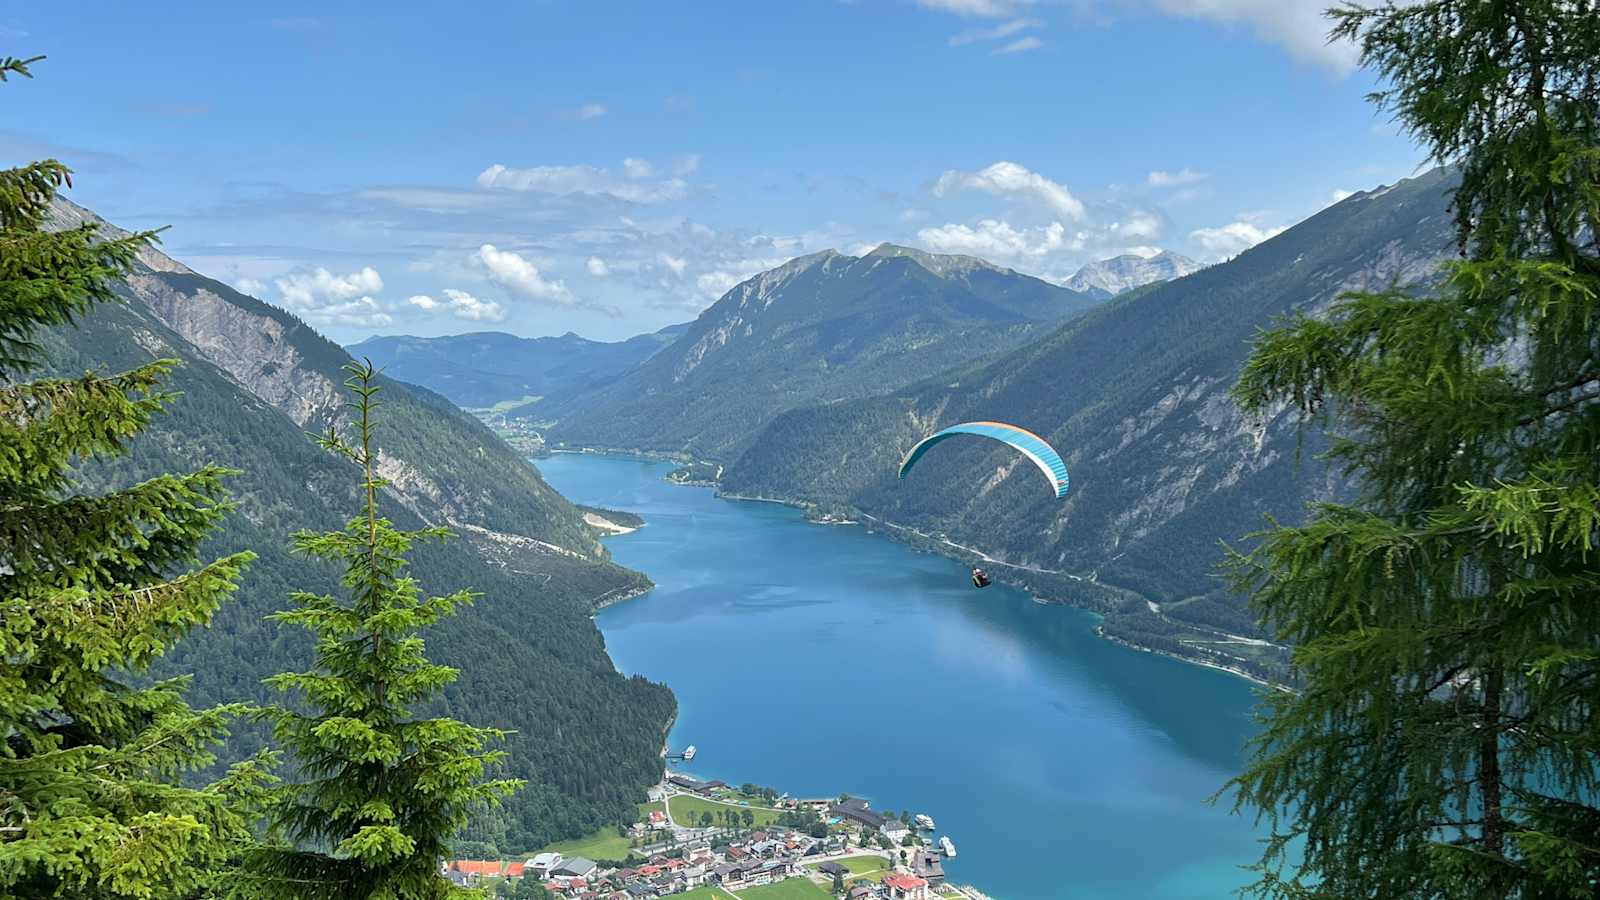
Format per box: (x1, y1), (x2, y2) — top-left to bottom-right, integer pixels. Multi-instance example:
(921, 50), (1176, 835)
(1480, 662), (1505, 858)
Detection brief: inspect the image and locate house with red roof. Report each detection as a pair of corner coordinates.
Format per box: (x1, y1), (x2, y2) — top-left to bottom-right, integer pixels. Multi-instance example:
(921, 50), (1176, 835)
(883, 872), (931, 900)
(444, 860), (504, 885)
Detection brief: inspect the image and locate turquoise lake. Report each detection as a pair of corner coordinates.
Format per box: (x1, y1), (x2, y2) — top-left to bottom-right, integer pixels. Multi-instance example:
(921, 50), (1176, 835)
(538, 453), (1267, 899)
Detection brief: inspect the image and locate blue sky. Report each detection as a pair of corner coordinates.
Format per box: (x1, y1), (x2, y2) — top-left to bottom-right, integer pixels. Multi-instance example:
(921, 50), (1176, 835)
(5, 1), (1428, 342)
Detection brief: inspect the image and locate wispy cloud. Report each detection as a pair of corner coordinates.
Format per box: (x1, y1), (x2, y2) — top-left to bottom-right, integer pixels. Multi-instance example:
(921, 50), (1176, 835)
(1147, 167), (1208, 188)
(992, 35), (1045, 55)
(949, 17), (1040, 46)
(477, 159), (691, 204)
(917, 0), (1034, 17)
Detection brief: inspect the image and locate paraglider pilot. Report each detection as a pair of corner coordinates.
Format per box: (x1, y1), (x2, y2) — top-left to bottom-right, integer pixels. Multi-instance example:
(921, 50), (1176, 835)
(971, 567), (992, 589)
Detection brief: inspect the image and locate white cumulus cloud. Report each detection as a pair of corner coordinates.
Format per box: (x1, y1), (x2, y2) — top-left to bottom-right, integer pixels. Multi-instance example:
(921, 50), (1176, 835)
(406, 290), (506, 322)
(623, 158), (655, 178)
(658, 253), (688, 275)
(917, 219), (1074, 260)
(440, 288), (506, 322)
(586, 256), (610, 276)
(574, 102), (607, 120)
(933, 161), (1086, 221)
(1189, 220), (1287, 258)
(473, 244), (574, 304)
(273, 266), (383, 311)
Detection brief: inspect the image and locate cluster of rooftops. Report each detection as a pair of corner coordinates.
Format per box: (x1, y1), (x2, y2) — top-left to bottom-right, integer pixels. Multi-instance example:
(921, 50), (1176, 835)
(443, 825), (943, 899)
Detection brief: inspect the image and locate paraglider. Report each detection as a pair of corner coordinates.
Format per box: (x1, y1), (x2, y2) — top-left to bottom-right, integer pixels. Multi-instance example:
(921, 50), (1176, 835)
(899, 420), (1069, 589)
(898, 421), (1069, 499)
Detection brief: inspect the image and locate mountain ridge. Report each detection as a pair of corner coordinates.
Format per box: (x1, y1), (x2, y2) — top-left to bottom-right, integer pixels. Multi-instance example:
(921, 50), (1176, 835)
(346, 323), (688, 409)
(523, 242), (1105, 460)
(719, 169), (1459, 678)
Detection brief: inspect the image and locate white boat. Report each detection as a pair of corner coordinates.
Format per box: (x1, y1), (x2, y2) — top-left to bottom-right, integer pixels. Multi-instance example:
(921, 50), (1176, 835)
(915, 814), (935, 830)
(940, 836), (956, 857)
(682, 745), (697, 760)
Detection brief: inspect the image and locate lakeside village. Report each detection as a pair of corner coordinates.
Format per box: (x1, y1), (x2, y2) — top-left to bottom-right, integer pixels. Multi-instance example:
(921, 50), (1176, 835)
(444, 770), (986, 900)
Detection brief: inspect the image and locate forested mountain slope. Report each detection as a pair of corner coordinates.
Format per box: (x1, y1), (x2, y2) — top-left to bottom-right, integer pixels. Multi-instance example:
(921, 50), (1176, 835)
(722, 170), (1457, 665)
(39, 200), (675, 852)
(346, 324), (687, 409)
(525, 243), (1103, 459)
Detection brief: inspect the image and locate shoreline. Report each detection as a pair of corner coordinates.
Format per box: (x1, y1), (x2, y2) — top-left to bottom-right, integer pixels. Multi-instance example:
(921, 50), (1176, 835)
(707, 477), (1285, 690)
(592, 583), (653, 612)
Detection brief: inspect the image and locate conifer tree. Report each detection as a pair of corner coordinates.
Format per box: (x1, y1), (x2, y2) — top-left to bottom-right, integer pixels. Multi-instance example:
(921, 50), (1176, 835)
(249, 361), (520, 900)
(1, 54), (263, 898)
(1226, 2), (1600, 896)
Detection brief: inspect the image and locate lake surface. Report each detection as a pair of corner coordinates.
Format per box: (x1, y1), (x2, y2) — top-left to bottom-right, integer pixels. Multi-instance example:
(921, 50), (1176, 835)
(539, 453), (1266, 899)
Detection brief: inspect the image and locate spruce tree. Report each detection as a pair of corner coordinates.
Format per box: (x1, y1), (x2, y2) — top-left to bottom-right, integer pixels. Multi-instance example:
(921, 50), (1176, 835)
(249, 361), (520, 900)
(1226, 2), (1600, 897)
(1, 55), (263, 898)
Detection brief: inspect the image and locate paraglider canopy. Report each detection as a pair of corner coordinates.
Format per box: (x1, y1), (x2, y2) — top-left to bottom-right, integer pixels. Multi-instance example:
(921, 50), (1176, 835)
(898, 421), (1069, 499)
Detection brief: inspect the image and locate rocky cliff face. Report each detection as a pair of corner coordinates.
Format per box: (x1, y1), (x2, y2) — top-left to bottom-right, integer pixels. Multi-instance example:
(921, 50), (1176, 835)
(124, 272), (345, 427)
(52, 197), (607, 563)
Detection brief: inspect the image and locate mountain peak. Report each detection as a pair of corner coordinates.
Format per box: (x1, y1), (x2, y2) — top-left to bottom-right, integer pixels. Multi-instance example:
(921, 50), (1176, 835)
(1063, 249), (1201, 298)
(864, 242), (1005, 278)
(46, 197), (196, 277)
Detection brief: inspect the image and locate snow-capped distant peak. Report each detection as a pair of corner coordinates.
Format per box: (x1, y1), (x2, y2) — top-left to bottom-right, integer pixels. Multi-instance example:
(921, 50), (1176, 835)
(1063, 250), (1201, 298)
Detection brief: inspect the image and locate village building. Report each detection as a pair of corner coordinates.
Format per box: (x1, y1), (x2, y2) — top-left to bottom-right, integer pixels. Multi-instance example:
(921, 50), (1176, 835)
(551, 856), (598, 880)
(527, 852), (564, 879)
(829, 798), (887, 830)
(912, 849), (946, 885)
(883, 873), (932, 900)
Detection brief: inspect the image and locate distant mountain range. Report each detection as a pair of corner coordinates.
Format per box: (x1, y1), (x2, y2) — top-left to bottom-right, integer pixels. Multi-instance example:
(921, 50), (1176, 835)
(718, 170), (1457, 679)
(43, 199), (675, 852)
(1063, 250), (1203, 299)
(346, 324), (688, 409)
(523, 242), (1104, 459)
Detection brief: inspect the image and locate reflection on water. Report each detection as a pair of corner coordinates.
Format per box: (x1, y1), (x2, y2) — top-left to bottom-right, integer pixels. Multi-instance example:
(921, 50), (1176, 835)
(540, 453), (1264, 900)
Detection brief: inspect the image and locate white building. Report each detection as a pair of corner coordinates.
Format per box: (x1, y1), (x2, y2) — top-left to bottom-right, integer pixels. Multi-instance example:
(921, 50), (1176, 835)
(526, 852), (562, 879)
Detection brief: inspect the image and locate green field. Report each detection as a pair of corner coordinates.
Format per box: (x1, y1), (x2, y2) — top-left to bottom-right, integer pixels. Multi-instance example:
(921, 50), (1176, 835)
(675, 888), (739, 900)
(638, 801), (665, 817)
(836, 854), (889, 876)
(737, 879), (835, 900)
(667, 794), (783, 828)
(535, 826), (630, 862)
